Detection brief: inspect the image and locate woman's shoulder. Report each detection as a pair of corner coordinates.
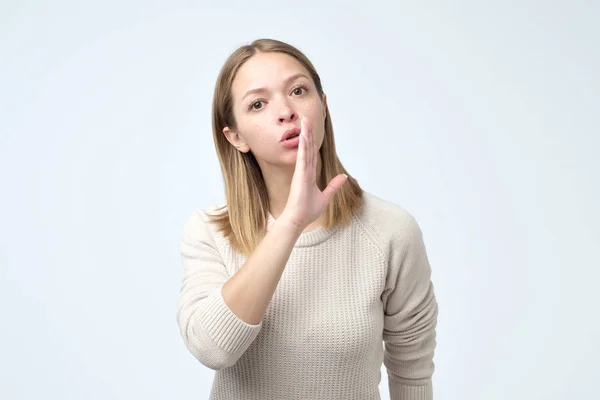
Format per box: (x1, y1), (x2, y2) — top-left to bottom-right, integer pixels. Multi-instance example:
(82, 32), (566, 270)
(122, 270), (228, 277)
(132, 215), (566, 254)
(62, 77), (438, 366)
(181, 202), (228, 238)
(354, 191), (423, 245)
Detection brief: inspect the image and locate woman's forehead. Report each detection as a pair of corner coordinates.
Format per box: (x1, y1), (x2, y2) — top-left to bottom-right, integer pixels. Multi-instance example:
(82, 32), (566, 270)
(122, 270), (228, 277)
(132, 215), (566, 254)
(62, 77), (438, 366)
(232, 53), (309, 97)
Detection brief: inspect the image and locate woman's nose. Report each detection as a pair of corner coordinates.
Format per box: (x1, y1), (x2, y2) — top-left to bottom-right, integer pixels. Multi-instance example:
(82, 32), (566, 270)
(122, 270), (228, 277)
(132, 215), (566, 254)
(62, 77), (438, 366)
(277, 102), (298, 123)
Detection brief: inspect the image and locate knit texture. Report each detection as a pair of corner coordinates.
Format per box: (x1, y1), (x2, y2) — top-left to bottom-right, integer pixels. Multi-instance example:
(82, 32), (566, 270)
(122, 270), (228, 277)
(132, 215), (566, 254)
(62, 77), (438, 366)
(177, 192), (438, 399)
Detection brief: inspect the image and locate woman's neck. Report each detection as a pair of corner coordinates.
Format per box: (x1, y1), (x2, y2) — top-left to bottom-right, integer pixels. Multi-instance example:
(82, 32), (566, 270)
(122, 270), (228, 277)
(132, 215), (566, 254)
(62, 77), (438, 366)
(263, 167), (293, 219)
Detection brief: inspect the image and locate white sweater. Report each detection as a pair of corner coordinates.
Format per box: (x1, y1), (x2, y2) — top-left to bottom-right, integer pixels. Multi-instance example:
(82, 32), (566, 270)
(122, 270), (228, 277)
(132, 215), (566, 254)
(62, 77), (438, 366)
(176, 192), (438, 399)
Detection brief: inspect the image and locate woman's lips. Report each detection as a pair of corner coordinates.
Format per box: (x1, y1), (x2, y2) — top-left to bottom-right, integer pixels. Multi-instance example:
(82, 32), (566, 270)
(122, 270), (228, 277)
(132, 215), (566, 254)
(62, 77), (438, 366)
(281, 135), (300, 148)
(281, 127), (301, 142)
(280, 127), (301, 148)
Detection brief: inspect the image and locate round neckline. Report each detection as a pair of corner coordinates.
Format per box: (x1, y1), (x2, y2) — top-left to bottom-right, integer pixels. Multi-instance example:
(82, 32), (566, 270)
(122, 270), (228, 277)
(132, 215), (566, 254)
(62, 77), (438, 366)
(266, 213), (337, 247)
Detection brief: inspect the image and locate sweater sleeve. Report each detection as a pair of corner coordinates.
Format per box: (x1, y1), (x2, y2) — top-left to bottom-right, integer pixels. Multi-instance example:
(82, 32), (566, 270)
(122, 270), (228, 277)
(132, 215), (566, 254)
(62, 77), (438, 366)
(382, 213), (438, 400)
(176, 210), (263, 370)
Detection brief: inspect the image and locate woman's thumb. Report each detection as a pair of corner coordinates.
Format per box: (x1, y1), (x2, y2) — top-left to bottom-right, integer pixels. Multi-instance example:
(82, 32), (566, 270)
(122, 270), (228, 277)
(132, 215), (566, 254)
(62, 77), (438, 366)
(322, 174), (348, 201)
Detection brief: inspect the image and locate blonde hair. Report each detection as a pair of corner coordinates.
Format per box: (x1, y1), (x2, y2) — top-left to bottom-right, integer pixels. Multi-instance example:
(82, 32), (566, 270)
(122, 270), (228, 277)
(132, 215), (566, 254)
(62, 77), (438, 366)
(209, 38), (363, 256)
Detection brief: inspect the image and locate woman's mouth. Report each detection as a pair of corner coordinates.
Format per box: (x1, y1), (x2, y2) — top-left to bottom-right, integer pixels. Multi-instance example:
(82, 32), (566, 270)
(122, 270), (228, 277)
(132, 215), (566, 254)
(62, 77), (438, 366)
(281, 128), (301, 142)
(281, 134), (300, 148)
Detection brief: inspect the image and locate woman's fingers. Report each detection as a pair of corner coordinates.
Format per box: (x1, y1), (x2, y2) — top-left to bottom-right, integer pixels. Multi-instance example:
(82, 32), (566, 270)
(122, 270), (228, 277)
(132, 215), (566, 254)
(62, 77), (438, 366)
(306, 116), (312, 171)
(302, 116), (314, 176)
(296, 118), (306, 173)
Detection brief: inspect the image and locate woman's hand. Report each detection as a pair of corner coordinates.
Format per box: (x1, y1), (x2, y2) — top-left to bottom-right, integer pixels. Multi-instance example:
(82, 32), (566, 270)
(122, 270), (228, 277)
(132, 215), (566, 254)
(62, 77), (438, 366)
(280, 116), (348, 231)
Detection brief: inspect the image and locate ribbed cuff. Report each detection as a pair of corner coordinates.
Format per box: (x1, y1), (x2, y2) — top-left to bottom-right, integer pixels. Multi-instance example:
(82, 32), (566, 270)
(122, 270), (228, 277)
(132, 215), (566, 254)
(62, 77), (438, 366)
(200, 286), (263, 355)
(389, 377), (433, 400)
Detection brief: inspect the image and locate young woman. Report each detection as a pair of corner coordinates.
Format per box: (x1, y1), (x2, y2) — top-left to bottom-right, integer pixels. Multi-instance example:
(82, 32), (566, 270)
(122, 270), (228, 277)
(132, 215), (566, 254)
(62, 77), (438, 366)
(177, 38), (438, 400)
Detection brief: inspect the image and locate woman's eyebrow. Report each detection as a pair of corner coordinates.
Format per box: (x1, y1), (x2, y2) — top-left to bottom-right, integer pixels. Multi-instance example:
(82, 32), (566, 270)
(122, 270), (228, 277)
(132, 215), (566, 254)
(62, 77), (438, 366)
(241, 73), (309, 101)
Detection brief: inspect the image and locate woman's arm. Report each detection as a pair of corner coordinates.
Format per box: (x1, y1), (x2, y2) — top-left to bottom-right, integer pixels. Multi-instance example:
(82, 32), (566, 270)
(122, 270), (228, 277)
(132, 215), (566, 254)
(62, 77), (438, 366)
(176, 211), (301, 370)
(221, 216), (302, 325)
(382, 213), (438, 400)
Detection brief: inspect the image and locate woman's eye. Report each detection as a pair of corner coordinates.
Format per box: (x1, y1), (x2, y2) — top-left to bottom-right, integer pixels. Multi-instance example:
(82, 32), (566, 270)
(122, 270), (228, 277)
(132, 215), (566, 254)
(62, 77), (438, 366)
(292, 86), (307, 95)
(251, 100), (265, 110)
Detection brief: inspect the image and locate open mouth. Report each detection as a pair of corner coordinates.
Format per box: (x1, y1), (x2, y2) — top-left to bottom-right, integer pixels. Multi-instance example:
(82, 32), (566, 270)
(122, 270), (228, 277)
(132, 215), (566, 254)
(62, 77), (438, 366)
(282, 128), (301, 142)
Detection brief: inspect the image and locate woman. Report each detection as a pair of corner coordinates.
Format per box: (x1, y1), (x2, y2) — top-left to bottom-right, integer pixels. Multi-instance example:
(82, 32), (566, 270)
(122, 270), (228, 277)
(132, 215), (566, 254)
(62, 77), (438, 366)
(177, 38), (438, 400)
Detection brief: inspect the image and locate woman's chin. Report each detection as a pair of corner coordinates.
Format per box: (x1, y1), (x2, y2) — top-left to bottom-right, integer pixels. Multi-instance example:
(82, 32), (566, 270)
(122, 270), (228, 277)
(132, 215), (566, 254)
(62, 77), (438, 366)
(256, 152), (298, 171)
(279, 151), (299, 165)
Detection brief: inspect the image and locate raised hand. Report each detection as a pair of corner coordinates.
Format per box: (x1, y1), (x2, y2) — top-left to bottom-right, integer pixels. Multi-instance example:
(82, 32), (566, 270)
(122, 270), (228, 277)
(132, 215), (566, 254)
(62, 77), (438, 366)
(280, 116), (348, 231)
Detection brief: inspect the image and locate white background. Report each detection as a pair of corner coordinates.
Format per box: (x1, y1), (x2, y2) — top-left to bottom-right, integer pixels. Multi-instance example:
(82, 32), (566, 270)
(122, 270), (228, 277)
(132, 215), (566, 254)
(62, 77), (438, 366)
(1, 1), (598, 399)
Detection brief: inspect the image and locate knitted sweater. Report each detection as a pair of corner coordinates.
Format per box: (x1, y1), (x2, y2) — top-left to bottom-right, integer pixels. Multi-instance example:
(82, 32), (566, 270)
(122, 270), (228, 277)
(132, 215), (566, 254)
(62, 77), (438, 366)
(176, 191), (438, 399)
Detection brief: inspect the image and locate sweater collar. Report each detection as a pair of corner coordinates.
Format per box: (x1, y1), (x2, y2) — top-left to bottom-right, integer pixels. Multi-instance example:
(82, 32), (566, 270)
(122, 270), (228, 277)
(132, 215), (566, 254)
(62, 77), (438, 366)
(266, 214), (338, 247)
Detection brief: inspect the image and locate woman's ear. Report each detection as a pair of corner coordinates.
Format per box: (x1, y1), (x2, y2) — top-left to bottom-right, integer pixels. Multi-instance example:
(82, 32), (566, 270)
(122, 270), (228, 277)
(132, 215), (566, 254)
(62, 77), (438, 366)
(223, 126), (250, 153)
(322, 93), (328, 118)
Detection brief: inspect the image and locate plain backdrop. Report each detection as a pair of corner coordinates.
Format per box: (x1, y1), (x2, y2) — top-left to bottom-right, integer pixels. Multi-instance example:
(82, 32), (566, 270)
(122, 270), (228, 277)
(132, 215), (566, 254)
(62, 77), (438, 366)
(1, 1), (598, 399)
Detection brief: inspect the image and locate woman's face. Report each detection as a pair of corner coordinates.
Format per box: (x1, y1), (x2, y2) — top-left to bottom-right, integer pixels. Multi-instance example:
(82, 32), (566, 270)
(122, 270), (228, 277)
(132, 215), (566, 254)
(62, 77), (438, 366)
(224, 52), (327, 168)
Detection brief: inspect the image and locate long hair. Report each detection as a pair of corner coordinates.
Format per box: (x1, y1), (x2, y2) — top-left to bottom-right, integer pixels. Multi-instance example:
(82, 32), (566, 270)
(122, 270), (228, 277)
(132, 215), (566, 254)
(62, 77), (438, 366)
(209, 38), (363, 256)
